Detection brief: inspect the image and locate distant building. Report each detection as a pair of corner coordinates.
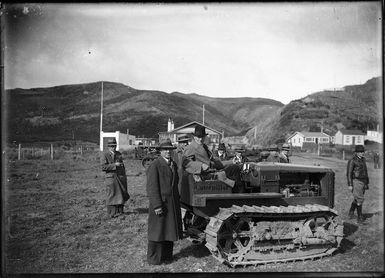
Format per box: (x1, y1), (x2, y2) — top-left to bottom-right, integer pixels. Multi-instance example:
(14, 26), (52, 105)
(100, 131), (136, 151)
(287, 131), (331, 148)
(222, 136), (248, 150)
(334, 129), (365, 146)
(365, 124), (383, 144)
(158, 119), (223, 148)
(135, 137), (157, 146)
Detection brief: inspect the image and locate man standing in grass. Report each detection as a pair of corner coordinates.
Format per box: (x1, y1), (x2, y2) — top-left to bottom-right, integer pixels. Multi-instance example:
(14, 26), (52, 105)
(146, 139), (183, 265)
(101, 138), (130, 218)
(347, 145), (369, 224)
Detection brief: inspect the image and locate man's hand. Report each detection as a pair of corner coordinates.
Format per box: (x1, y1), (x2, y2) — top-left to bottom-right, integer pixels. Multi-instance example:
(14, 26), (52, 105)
(348, 186), (353, 192)
(154, 207), (163, 216)
(115, 162), (122, 166)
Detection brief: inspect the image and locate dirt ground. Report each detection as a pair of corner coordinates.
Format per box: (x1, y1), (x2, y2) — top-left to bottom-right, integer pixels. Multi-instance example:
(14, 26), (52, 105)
(3, 151), (384, 274)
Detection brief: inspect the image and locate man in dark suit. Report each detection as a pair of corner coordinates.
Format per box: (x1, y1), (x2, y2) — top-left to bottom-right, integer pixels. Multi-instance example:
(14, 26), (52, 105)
(347, 145), (369, 223)
(101, 138), (129, 218)
(146, 139), (183, 265)
(213, 143), (229, 161)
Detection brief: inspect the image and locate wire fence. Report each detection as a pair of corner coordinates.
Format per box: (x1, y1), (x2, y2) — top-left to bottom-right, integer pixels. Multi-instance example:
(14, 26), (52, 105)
(6, 143), (99, 160)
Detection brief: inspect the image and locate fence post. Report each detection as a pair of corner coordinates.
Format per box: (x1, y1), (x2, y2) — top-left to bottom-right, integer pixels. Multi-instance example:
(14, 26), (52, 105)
(51, 144), (53, 160)
(18, 144), (21, 160)
(342, 150), (345, 160)
(80, 145), (83, 155)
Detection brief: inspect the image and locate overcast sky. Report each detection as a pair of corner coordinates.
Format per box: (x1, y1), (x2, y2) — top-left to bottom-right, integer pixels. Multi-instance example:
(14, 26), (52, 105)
(4, 2), (382, 104)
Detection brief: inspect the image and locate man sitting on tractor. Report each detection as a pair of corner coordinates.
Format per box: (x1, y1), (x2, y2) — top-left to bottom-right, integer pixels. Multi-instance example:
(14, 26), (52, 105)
(182, 125), (245, 193)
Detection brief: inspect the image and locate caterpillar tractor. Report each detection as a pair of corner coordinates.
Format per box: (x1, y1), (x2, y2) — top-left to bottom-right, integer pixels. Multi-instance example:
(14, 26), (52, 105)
(179, 162), (344, 267)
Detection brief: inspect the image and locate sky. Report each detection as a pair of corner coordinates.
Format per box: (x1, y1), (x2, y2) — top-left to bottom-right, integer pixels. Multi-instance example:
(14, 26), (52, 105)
(4, 2), (382, 104)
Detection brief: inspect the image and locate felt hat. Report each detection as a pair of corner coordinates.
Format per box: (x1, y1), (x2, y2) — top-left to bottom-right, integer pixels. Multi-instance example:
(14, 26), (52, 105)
(282, 143), (290, 151)
(107, 138), (117, 147)
(268, 144), (279, 151)
(156, 139), (177, 150)
(218, 143), (226, 151)
(234, 147), (245, 153)
(355, 145), (365, 153)
(192, 125), (208, 138)
(177, 135), (190, 143)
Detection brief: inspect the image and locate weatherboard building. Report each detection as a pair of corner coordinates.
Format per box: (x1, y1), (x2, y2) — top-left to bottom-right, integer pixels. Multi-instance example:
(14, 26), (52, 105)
(287, 131), (331, 149)
(159, 119), (223, 148)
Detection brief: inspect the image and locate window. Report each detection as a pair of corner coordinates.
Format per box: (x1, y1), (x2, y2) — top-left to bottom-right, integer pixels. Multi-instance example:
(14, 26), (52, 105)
(356, 136), (362, 143)
(345, 136), (350, 143)
(305, 137), (313, 142)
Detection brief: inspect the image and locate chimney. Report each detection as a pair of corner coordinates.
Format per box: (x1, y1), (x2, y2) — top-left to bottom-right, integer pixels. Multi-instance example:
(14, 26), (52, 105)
(167, 118), (171, 131)
(126, 128), (129, 135)
(171, 120), (174, 130)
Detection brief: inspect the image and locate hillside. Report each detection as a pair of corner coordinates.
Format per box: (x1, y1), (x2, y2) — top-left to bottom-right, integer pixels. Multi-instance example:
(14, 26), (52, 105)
(5, 82), (283, 143)
(246, 77), (382, 146)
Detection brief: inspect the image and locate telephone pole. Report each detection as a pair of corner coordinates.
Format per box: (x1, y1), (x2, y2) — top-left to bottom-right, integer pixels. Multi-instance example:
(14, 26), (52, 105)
(99, 81), (104, 151)
(202, 104), (205, 125)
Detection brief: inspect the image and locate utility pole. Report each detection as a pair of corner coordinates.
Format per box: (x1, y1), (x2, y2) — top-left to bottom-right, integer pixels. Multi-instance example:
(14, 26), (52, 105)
(202, 104), (205, 125)
(99, 81), (104, 151)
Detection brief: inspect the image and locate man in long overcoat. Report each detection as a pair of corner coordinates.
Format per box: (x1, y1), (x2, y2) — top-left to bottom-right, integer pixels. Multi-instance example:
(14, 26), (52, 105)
(347, 144), (369, 223)
(101, 138), (130, 218)
(146, 139), (183, 265)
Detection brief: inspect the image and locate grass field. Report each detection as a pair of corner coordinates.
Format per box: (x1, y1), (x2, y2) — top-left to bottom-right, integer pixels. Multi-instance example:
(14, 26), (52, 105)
(3, 151), (384, 274)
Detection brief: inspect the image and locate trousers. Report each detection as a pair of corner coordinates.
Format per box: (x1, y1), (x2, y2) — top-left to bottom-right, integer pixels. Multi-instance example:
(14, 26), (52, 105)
(352, 179), (366, 206)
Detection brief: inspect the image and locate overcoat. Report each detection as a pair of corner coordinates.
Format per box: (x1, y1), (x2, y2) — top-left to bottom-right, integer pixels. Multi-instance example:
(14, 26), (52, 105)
(173, 145), (185, 193)
(347, 153), (369, 186)
(278, 152), (290, 163)
(182, 140), (212, 174)
(102, 150), (129, 205)
(266, 151), (280, 162)
(146, 157), (183, 242)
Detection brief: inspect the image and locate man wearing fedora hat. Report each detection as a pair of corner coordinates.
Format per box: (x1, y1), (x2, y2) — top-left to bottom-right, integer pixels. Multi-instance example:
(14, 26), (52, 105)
(266, 144), (280, 162)
(182, 125), (244, 192)
(215, 143), (228, 161)
(347, 144), (369, 223)
(146, 139), (183, 265)
(101, 138), (130, 218)
(279, 143), (291, 163)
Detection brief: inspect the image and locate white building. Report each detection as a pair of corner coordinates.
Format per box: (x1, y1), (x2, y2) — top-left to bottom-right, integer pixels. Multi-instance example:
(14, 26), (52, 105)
(99, 131), (136, 151)
(287, 131), (331, 148)
(158, 119), (223, 148)
(334, 129), (365, 146)
(365, 124), (383, 144)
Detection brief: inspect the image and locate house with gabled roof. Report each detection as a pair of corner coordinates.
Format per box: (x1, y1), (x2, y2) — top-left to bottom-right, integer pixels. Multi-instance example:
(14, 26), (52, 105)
(365, 124), (383, 144)
(158, 119), (223, 146)
(335, 129), (365, 146)
(287, 131), (331, 148)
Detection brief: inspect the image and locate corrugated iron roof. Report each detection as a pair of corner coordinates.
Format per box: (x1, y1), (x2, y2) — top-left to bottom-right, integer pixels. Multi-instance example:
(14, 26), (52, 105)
(338, 129), (366, 135)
